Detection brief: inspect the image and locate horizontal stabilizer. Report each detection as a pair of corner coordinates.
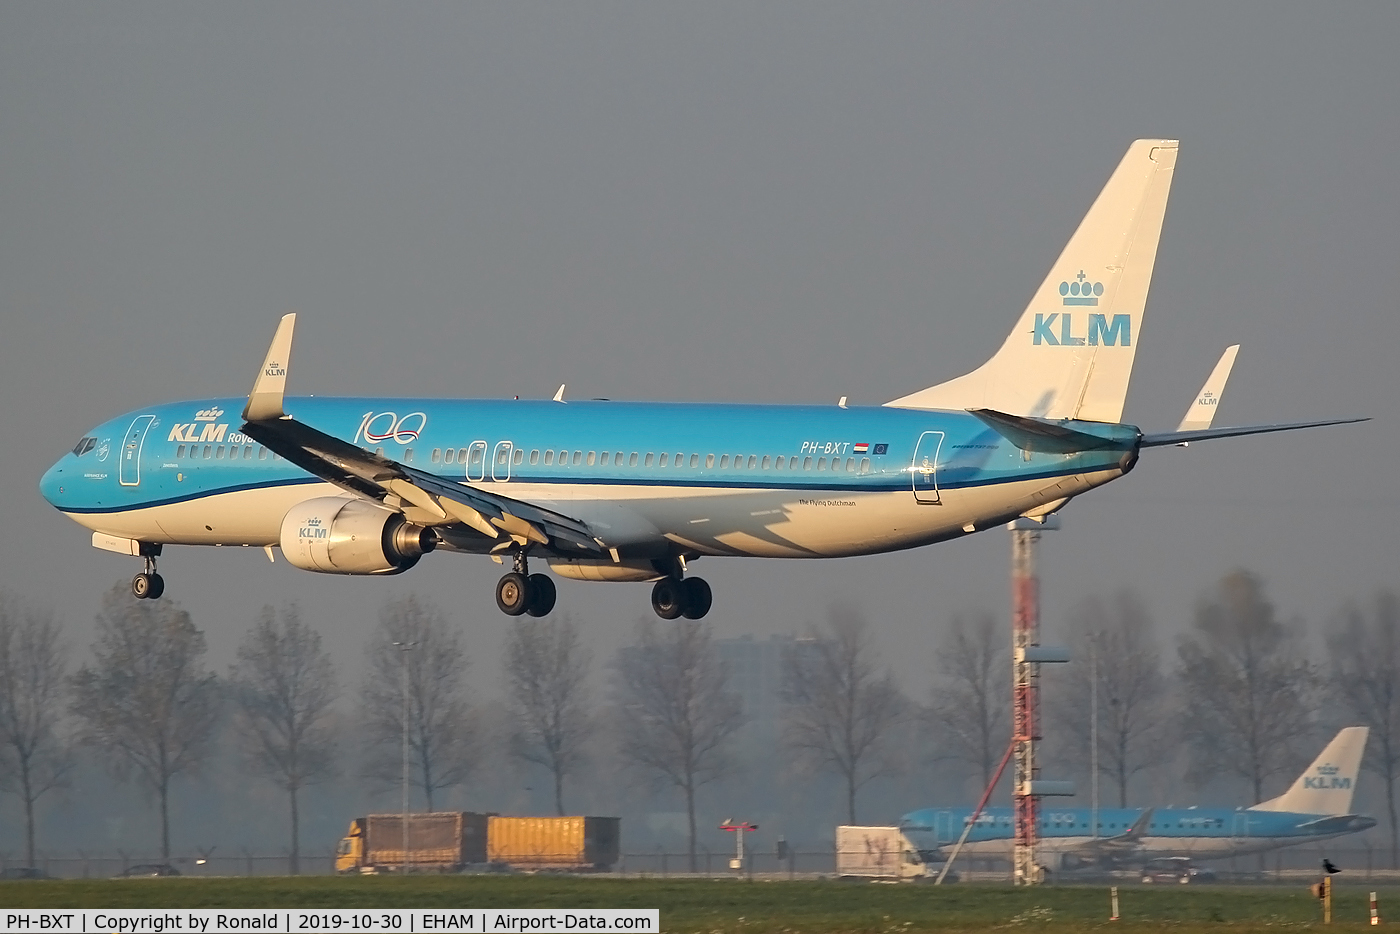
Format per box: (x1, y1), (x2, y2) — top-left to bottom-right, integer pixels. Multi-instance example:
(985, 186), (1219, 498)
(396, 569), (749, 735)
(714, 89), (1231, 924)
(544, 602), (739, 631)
(1140, 417), (1367, 448)
(969, 409), (1129, 454)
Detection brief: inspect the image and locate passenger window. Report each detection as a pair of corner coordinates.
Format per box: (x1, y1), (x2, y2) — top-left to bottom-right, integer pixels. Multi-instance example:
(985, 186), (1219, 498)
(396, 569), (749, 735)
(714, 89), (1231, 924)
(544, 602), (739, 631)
(432, 449), (442, 463)
(455, 448), (465, 463)
(587, 451), (596, 466)
(258, 446), (267, 460)
(845, 457), (854, 472)
(244, 445), (253, 459)
(676, 453), (684, 467)
(470, 447), (484, 466)
(444, 448), (455, 464)
(659, 453), (668, 467)
(645, 453), (654, 467)
(705, 454), (714, 468)
(690, 454), (699, 468)
(860, 457), (870, 473)
(803, 456), (812, 470)
(761, 456), (770, 469)
(629, 453), (638, 467)
(545, 450), (554, 465)
(774, 456), (784, 469)
(600, 451), (610, 465)
(404, 449), (414, 462)
(530, 450), (540, 465)
(720, 455), (729, 468)
(497, 448), (509, 465)
(177, 444), (186, 458)
(747, 455), (757, 469)
(215, 446), (225, 459)
(573, 450), (582, 465)
(514, 449), (524, 465)
(817, 457), (825, 470)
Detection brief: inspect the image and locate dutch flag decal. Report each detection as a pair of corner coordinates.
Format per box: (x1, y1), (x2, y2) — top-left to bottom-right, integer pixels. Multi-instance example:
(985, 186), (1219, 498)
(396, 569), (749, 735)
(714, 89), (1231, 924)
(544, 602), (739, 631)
(853, 443), (869, 454)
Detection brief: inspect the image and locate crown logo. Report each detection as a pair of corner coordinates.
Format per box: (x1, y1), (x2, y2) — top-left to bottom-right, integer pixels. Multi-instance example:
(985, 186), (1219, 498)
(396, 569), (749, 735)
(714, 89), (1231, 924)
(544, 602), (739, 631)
(194, 407), (225, 422)
(1060, 270), (1104, 306)
(305, 517), (323, 527)
(1318, 763), (1340, 775)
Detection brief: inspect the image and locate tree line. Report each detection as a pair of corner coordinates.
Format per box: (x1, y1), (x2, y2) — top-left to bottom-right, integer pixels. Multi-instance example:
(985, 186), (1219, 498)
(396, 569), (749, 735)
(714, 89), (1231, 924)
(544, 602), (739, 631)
(1, 569), (1398, 873)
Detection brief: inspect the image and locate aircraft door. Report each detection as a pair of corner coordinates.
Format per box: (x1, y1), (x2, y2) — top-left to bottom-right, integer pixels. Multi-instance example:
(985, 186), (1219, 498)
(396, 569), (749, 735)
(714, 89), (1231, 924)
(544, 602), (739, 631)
(1231, 812), (1249, 852)
(935, 810), (955, 846)
(912, 431), (944, 504)
(492, 441), (514, 481)
(464, 441), (487, 482)
(118, 415), (156, 487)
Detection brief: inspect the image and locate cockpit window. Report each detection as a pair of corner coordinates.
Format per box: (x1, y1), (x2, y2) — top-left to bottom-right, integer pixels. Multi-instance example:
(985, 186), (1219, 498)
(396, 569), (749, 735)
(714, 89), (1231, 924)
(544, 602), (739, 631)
(72, 437), (97, 457)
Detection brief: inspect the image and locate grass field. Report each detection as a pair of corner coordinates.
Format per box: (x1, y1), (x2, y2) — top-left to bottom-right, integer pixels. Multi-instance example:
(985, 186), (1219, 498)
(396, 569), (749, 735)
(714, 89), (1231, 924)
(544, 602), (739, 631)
(0, 876), (1393, 932)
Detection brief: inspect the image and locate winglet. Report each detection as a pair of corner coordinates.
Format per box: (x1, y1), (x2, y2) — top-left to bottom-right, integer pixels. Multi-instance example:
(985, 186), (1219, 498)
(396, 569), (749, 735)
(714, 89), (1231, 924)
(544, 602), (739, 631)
(243, 313), (296, 422)
(553, 384), (566, 403)
(1176, 345), (1239, 432)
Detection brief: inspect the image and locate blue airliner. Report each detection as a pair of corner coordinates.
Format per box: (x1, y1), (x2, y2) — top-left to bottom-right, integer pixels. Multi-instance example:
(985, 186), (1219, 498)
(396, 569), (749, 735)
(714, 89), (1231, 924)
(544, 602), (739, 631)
(38, 140), (1360, 617)
(901, 728), (1377, 867)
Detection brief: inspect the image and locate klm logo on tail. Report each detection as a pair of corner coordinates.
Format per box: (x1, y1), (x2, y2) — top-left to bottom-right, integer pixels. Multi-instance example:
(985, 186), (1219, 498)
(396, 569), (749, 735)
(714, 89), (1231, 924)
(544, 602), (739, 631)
(1033, 313), (1132, 347)
(1305, 763), (1351, 791)
(1060, 271), (1104, 305)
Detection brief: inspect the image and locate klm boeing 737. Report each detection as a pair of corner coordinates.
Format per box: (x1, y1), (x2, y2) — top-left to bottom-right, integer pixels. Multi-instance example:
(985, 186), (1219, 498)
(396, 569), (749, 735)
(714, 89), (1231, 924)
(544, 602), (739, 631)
(38, 140), (1361, 618)
(901, 728), (1377, 867)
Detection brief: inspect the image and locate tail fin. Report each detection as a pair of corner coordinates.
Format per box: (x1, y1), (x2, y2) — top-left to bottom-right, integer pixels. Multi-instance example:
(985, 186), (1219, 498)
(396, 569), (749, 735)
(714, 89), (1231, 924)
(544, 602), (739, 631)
(1250, 727), (1369, 815)
(887, 140), (1179, 422)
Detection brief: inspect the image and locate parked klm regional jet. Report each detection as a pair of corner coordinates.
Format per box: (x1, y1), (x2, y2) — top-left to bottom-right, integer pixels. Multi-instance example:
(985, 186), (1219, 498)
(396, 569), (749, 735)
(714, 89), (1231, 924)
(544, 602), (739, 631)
(39, 140), (1361, 618)
(901, 728), (1377, 867)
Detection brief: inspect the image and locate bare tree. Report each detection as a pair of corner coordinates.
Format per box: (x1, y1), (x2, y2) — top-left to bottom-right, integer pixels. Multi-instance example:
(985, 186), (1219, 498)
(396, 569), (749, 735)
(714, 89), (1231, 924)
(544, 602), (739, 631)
(614, 619), (744, 870)
(0, 591), (72, 867)
(1178, 570), (1318, 803)
(1329, 590), (1400, 867)
(1056, 591), (1171, 807)
(362, 595), (477, 811)
(928, 610), (1008, 793)
(505, 615), (593, 815)
(70, 584), (221, 859)
(230, 603), (338, 874)
(783, 605), (908, 825)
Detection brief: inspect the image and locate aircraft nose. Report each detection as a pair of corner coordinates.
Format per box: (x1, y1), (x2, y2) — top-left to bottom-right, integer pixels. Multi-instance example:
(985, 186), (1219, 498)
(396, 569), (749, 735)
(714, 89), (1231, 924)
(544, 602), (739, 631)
(39, 457), (68, 508)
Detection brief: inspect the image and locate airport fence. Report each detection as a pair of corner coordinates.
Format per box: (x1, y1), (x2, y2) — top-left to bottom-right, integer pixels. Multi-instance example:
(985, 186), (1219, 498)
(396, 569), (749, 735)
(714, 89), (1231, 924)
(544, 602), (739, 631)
(5, 845), (1399, 882)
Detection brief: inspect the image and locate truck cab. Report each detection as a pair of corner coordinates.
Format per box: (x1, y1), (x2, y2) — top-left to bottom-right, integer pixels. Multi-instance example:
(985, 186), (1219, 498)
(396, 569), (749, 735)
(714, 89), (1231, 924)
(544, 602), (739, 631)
(335, 819), (367, 874)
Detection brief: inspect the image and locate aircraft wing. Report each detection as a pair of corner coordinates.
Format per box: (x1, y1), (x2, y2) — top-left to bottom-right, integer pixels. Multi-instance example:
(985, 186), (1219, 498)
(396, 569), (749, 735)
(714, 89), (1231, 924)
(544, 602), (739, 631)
(238, 315), (605, 555)
(1059, 808), (1154, 860)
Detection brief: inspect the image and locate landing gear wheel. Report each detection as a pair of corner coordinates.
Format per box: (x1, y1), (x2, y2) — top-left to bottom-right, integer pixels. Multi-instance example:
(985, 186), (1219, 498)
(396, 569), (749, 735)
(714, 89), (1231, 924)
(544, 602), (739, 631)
(496, 572), (530, 616)
(526, 574), (556, 617)
(651, 578), (685, 620)
(132, 573), (153, 600)
(147, 573), (165, 600)
(680, 577), (712, 619)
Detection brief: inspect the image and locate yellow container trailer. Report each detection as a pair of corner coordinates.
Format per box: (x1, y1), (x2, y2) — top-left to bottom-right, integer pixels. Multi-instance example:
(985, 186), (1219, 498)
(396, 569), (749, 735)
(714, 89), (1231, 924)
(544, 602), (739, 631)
(486, 816), (621, 871)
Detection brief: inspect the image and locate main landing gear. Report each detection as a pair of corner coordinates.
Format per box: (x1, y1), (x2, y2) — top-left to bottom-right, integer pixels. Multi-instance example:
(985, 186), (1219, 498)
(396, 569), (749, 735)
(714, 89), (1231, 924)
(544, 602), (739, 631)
(651, 575), (712, 620)
(131, 549), (165, 600)
(495, 553), (556, 618)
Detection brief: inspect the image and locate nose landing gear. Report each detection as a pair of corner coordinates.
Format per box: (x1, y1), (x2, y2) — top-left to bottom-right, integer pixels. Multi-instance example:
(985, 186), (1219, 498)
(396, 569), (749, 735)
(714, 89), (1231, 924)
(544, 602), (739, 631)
(131, 550), (165, 600)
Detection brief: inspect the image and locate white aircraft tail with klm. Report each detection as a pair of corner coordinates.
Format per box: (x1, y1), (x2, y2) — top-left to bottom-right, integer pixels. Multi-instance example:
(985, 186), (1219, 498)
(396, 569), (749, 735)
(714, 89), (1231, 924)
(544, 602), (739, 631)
(1251, 726), (1369, 815)
(887, 139), (1179, 423)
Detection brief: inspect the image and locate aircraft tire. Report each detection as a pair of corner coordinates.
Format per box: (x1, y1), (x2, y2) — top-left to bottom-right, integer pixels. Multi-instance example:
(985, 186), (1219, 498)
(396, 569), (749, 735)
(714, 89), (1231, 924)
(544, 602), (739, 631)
(131, 573), (153, 600)
(526, 574), (556, 617)
(496, 572), (531, 616)
(680, 577), (712, 619)
(651, 578), (684, 620)
(148, 573), (165, 600)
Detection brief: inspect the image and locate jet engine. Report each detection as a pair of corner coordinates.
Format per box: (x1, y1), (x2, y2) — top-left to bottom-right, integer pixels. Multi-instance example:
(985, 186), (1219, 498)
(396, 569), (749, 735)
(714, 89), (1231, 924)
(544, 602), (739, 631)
(280, 497), (436, 575)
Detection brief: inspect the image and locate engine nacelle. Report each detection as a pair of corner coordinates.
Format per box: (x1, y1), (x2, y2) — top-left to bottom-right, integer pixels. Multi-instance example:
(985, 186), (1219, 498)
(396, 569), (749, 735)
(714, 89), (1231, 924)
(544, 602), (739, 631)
(281, 497), (436, 575)
(549, 558), (665, 582)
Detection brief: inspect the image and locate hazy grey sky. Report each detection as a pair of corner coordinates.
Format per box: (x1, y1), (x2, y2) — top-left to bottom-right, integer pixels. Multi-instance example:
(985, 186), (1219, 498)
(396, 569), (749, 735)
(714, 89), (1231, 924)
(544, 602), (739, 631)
(2, 2), (1397, 694)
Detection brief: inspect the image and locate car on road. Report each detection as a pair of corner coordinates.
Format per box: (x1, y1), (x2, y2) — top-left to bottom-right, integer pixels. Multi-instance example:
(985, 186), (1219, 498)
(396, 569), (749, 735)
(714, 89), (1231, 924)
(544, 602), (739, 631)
(117, 863), (181, 878)
(1140, 857), (1215, 884)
